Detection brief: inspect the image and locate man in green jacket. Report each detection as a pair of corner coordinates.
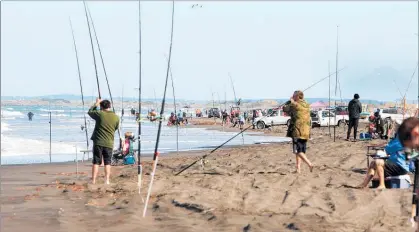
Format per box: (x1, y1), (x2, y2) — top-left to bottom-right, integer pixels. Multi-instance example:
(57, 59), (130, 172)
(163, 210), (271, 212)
(283, 90), (314, 174)
(88, 98), (120, 184)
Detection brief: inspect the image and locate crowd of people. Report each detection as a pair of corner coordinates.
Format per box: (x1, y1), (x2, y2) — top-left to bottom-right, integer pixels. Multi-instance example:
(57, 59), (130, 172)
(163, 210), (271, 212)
(86, 91), (419, 194)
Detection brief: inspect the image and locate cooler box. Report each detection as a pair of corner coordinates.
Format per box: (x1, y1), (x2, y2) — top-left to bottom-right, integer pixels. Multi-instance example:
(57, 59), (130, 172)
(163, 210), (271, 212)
(371, 175), (411, 189)
(360, 133), (372, 140)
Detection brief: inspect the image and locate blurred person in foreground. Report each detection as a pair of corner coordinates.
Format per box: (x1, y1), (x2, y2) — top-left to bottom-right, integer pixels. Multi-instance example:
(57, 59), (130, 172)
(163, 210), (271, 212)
(283, 90), (314, 174)
(357, 117), (419, 189)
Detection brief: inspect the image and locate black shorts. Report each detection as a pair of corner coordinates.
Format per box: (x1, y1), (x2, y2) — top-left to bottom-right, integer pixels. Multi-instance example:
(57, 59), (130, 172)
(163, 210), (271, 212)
(293, 138), (307, 154)
(92, 144), (113, 165)
(384, 161), (407, 177)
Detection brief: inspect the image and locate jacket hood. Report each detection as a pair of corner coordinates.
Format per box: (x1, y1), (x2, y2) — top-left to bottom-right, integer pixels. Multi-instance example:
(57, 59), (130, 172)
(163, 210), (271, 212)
(385, 137), (404, 154)
(298, 99), (310, 108)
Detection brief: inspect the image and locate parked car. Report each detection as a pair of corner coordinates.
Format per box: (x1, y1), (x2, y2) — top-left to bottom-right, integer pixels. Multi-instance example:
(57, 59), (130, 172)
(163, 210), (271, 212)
(377, 108), (410, 124)
(208, 108), (221, 118)
(254, 109), (290, 129)
(311, 110), (348, 127)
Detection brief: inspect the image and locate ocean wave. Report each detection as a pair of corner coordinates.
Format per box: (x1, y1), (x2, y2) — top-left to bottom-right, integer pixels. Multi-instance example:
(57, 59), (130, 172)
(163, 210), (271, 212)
(39, 113), (69, 117)
(1, 110), (24, 118)
(1, 135), (80, 156)
(39, 108), (65, 112)
(1, 122), (10, 132)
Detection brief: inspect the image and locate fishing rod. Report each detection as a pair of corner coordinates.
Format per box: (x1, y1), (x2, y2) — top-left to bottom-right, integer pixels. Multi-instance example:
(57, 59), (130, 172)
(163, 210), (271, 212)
(85, 3), (122, 143)
(402, 63), (419, 118)
(164, 55), (179, 155)
(228, 74), (244, 143)
(83, 1), (101, 99)
(333, 25), (339, 142)
(69, 18), (90, 157)
(137, 0), (143, 197)
(121, 85), (125, 129)
(229, 73), (237, 104)
(328, 61), (331, 137)
(175, 67), (347, 176)
(143, 0), (175, 218)
(170, 67), (179, 155)
(164, 54), (179, 153)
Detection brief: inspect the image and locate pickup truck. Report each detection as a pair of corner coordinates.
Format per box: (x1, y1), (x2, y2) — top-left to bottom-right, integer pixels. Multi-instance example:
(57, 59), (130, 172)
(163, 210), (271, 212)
(254, 109), (290, 129)
(311, 110), (349, 127)
(208, 108), (221, 118)
(377, 108), (411, 124)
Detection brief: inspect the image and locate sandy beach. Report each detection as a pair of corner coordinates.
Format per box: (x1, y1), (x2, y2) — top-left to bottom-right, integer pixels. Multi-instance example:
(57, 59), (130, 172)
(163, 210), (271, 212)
(1, 123), (414, 232)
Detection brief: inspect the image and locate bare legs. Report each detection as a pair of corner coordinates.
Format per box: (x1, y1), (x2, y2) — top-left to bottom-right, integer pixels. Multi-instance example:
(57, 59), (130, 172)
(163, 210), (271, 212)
(358, 159), (386, 189)
(91, 164), (111, 185)
(295, 152), (313, 173)
(105, 165), (111, 184)
(92, 164), (99, 184)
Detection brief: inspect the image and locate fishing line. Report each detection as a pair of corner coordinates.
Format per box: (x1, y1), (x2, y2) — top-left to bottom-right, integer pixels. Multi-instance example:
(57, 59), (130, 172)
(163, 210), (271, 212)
(164, 54), (179, 155)
(403, 63), (419, 99)
(69, 18), (90, 159)
(169, 63), (179, 155)
(137, 0), (143, 198)
(174, 67), (347, 176)
(143, 0), (175, 218)
(83, 1), (101, 99)
(85, 4), (122, 142)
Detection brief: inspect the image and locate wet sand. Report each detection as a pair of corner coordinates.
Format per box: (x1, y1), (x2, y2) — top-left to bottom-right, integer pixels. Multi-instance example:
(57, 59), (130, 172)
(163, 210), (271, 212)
(1, 123), (414, 232)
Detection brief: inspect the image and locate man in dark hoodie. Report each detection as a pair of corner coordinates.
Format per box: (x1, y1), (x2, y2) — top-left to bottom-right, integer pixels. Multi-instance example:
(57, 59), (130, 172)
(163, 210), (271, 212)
(347, 93), (362, 141)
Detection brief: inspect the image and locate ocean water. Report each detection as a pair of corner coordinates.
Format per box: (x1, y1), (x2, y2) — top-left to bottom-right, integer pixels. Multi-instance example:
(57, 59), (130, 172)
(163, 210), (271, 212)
(1, 105), (290, 165)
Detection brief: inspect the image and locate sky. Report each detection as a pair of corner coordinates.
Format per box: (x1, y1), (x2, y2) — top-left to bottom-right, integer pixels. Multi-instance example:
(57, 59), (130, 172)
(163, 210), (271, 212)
(1, 1), (418, 101)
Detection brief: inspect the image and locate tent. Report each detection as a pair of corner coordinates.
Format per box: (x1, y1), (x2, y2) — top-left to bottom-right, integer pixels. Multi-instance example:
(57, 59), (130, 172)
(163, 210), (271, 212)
(310, 101), (328, 110)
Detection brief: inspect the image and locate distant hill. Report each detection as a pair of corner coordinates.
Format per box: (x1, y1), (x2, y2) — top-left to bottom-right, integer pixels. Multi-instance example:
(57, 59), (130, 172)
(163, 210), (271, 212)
(1, 94), (415, 105)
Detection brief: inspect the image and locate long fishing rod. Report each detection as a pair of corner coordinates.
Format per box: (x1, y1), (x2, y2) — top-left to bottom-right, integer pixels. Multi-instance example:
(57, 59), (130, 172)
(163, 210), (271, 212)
(85, 4), (122, 142)
(169, 60), (179, 155)
(164, 54), (179, 154)
(402, 63), (419, 117)
(229, 73), (238, 104)
(121, 85), (124, 130)
(328, 61), (331, 137)
(83, 1), (101, 99)
(175, 67), (347, 176)
(137, 0), (143, 197)
(69, 18), (90, 156)
(143, 0), (175, 218)
(333, 25), (339, 142)
(228, 74), (244, 143)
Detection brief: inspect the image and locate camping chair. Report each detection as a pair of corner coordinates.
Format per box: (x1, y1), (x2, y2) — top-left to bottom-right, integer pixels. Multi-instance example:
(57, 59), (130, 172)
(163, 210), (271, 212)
(365, 144), (387, 168)
(111, 139), (135, 166)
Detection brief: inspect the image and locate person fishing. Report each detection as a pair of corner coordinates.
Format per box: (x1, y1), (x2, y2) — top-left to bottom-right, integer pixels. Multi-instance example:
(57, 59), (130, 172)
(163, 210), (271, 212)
(347, 93), (362, 141)
(88, 98), (120, 185)
(252, 109), (257, 129)
(283, 90), (314, 174)
(357, 117), (419, 189)
(27, 112), (34, 121)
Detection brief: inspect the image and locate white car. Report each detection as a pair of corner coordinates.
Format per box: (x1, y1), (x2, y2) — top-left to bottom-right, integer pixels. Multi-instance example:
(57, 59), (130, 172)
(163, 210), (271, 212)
(255, 109), (290, 129)
(377, 108), (412, 125)
(311, 110), (348, 127)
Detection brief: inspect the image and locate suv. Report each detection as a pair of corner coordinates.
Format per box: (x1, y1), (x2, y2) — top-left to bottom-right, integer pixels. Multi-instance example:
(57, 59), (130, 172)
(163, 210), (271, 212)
(255, 109), (290, 129)
(208, 108), (221, 118)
